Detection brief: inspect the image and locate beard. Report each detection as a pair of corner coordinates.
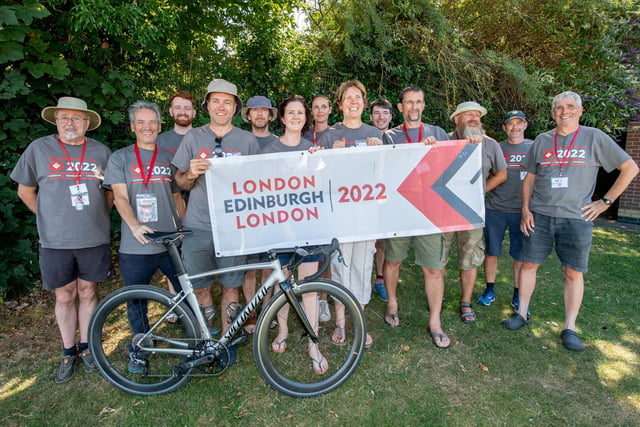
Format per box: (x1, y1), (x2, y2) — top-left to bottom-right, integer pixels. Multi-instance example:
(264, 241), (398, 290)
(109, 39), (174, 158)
(462, 122), (484, 137)
(173, 115), (193, 127)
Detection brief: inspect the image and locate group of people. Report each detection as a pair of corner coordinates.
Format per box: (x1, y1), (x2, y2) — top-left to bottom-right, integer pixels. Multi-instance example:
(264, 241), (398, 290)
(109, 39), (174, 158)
(10, 76), (638, 384)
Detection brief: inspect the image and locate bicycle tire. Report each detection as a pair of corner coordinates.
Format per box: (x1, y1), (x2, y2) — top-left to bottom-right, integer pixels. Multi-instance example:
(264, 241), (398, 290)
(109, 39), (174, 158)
(88, 285), (199, 395)
(254, 279), (366, 397)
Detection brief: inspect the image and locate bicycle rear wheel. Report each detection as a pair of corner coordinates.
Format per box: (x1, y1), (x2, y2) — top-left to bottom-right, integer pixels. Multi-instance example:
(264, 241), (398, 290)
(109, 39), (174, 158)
(88, 285), (199, 395)
(254, 279), (366, 397)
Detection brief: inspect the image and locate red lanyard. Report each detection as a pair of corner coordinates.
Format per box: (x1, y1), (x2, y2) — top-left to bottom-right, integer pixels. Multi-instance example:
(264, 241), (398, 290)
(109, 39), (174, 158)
(134, 143), (158, 190)
(403, 123), (423, 143)
(58, 138), (86, 186)
(312, 128), (317, 145)
(553, 126), (580, 174)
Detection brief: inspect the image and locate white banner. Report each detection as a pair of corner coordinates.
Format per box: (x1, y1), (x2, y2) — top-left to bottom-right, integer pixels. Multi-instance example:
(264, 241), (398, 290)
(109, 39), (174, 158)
(206, 140), (484, 256)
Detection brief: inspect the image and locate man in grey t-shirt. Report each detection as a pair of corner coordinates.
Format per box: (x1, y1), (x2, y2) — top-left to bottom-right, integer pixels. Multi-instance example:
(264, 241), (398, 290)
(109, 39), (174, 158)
(503, 91), (638, 352)
(477, 110), (533, 310)
(157, 91), (197, 155)
(10, 97), (112, 383)
(173, 79), (260, 346)
(445, 101), (507, 324)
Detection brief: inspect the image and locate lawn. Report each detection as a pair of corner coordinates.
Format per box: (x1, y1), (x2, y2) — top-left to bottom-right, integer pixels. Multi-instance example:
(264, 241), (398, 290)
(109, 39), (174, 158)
(1, 226), (639, 426)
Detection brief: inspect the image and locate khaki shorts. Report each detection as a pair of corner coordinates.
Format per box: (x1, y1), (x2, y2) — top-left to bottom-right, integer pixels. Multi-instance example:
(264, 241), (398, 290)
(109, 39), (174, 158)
(384, 233), (446, 270)
(443, 229), (485, 269)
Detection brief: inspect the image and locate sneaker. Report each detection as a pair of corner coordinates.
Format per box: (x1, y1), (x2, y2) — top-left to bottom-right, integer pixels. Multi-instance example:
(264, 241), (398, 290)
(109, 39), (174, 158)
(319, 299), (331, 322)
(128, 353), (147, 374)
(511, 295), (531, 315)
(54, 355), (76, 384)
(78, 348), (96, 373)
(476, 288), (496, 306)
(373, 281), (388, 302)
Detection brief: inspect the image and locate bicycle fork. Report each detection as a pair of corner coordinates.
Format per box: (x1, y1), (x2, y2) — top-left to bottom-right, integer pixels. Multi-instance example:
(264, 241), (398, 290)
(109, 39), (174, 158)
(281, 280), (319, 344)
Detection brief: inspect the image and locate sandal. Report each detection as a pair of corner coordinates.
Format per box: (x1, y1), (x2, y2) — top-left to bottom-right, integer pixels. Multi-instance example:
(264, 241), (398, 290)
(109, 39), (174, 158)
(243, 312), (257, 334)
(271, 336), (287, 353)
(331, 325), (346, 346)
(460, 302), (477, 324)
(309, 344), (328, 374)
(166, 312), (179, 324)
(428, 327), (451, 349)
(384, 312), (400, 327)
(365, 333), (373, 348)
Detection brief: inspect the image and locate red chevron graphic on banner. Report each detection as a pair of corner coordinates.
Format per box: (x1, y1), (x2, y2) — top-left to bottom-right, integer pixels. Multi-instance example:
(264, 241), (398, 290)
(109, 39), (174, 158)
(397, 141), (475, 231)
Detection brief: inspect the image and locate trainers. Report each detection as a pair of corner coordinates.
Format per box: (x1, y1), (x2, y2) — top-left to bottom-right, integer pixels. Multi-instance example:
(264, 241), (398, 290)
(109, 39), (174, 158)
(319, 299), (331, 322)
(128, 353), (147, 374)
(511, 295), (531, 315)
(78, 348), (96, 373)
(54, 355), (76, 384)
(476, 288), (496, 306)
(502, 312), (530, 330)
(373, 281), (388, 302)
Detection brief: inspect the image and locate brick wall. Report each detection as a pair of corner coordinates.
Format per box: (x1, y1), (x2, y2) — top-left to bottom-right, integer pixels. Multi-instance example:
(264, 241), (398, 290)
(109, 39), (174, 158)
(618, 121), (640, 224)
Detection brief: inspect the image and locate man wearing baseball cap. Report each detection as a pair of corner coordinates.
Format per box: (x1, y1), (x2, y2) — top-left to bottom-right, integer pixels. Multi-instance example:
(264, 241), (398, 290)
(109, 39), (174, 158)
(445, 101), (507, 324)
(477, 110), (534, 312)
(10, 96), (113, 383)
(172, 79), (260, 363)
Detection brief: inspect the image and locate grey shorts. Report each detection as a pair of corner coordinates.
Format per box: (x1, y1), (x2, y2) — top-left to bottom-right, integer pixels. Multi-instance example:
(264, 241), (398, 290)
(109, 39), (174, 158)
(181, 230), (246, 289)
(522, 212), (592, 273)
(384, 233), (446, 270)
(39, 244), (113, 291)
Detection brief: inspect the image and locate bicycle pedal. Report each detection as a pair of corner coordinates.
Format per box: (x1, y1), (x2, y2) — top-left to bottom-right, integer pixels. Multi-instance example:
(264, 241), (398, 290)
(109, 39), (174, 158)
(229, 335), (248, 347)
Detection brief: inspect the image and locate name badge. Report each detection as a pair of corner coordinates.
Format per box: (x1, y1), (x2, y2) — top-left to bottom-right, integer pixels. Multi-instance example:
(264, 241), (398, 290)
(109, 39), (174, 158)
(136, 193), (158, 223)
(355, 139), (367, 147)
(551, 176), (569, 189)
(70, 183), (90, 211)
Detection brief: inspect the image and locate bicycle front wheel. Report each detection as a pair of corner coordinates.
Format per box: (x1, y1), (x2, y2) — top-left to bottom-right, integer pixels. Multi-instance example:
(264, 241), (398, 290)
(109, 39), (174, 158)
(254, 279), (366, 397)
(88, 285), (199, 395)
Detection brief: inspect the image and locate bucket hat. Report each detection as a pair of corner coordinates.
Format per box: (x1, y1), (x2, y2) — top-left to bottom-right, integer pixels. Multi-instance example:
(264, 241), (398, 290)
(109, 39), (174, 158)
(241, 96), (277, 123)
(449, 101), (487, 121)
(41, 97), (101, 131)
(201, 79), (242, 115)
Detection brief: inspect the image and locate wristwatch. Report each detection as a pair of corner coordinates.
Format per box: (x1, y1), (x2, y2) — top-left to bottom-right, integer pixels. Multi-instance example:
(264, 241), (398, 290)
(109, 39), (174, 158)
(602, 197), (613, 205)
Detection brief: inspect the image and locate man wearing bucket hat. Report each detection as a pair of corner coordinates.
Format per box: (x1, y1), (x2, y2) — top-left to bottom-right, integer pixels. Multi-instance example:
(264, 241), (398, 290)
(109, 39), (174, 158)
(10, 96), (113, 383)
(241, 95), (279, 149)
(172, 79), (260, 361)
(477, 110), (533, 311)
(445, 101), (507, 324)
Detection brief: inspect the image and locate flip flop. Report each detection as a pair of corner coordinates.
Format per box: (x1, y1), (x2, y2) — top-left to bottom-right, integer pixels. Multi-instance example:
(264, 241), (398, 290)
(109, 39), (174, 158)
(331, 325), (346, 346)
(384, 312), (400, 327)
(428, 328), (451, 349)
(271, 337), (287, 353)
(365, 333), (373, 348)
(309, 346), (328, 374)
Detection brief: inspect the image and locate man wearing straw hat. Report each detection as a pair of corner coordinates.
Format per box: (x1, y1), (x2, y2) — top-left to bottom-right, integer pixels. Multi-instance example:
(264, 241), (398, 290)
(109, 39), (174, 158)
(10, 97), (113, 383)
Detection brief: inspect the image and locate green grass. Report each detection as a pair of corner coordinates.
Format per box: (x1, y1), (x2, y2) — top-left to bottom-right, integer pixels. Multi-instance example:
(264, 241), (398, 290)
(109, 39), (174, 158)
(1, 227), (639, 426)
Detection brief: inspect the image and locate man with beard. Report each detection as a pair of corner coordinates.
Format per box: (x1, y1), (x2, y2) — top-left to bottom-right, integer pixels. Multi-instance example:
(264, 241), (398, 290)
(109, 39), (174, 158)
(241, 95), (279, 149)
(503, 91), (638, 352)
(157, 91), (197, 155)
(380, 86), (452, 348)
(446, 101), (507, 324)
(11, 97), (113, 383)
(172, 79), (260, 363)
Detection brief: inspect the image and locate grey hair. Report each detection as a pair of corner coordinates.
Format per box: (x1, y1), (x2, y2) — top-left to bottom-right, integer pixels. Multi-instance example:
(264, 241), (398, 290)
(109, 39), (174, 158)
(128, 101), (162, 124)
(552, 91), (582, 109)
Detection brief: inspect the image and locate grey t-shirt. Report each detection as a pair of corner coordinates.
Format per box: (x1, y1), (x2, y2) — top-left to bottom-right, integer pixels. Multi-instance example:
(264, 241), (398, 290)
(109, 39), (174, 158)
(104, 144), (182, 254)
(449, 131), (507, 189)
(157, 129), (185, 155)
(486, 139), (534, 212)
(302, 127), (330, 146)
(256, 134), (279, 150)
(383, 123), (449, 144)
(10, 134), (111, 249)
(318, 123), (383, 149)
(172, 124), (261, 231)
(262, 137), (313, 153)
(522, 126), (631, 219)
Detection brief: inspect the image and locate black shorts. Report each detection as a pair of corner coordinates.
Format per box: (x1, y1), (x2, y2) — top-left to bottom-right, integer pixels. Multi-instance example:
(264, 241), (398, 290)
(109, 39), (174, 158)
(39, 244), (113, 290)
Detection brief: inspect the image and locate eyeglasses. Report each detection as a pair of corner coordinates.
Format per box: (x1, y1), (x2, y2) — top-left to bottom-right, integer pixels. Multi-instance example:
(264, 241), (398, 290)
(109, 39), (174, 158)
(214, 137), (223, 157)
(56, 116), (89, 124)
